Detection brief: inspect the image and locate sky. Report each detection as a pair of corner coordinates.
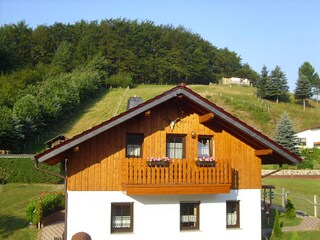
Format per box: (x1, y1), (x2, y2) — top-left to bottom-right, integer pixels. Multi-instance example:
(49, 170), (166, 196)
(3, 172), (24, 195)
(1, 0), (319, 91)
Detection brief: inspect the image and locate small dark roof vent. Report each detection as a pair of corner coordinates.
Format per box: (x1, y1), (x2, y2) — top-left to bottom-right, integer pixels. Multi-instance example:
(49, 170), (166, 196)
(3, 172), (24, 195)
(45, 135), (67, 149)
(127, 96), (142, 110)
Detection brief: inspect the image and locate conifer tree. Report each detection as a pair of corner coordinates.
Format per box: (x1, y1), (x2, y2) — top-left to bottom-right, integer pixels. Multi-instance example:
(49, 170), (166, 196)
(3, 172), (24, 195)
(274, 112), (299, 155)
(294, 74), (312, 110)
(273, 208), (282, 238)
(265, 66), (289, 103)
(257, 65), (269, 98)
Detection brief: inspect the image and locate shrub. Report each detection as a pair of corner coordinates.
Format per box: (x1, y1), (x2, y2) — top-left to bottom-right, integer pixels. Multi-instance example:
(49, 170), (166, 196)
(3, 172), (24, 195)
(26, 193), (65, 225)
(26, 199), (38, 225)
(273, 209), (282, 238)
(291, 232), (300, 240)
(285, 198), (296, 219)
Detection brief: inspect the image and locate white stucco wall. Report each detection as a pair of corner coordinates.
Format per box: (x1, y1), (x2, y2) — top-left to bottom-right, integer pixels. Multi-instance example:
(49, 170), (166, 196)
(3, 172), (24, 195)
(66, 189), (261, 240)
(296, 128), (320, 148)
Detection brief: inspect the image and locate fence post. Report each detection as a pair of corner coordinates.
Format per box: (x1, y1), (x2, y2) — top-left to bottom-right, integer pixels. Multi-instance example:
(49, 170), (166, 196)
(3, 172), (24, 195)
(281, 188), (285, 208)
(314, 195), (318, 218)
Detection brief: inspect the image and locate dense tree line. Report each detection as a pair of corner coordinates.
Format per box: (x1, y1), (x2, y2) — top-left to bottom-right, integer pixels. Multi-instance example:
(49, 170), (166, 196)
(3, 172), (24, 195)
(256, 65), (289, 103)
(0, 19), (258, 152)
(0, 19), (257, 83)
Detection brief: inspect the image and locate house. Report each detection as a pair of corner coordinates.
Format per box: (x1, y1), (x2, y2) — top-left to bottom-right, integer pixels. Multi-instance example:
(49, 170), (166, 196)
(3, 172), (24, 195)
(221, 77), (251, 86)
(35, 84), (301, 240)
(295, 126), (320, 149)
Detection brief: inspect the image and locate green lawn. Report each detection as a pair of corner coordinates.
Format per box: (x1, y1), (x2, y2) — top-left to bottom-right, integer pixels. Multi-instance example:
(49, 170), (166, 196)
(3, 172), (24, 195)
(0, 183), (64, 239)
(262, 178), (320, 217)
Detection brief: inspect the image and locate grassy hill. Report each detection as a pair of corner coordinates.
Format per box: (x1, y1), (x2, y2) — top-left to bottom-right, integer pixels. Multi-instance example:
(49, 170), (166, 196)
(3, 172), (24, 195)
(33, 84), (320, 153)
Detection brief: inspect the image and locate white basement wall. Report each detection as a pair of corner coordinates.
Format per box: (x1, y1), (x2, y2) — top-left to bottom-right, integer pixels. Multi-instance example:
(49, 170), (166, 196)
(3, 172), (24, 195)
(67, 189), (261, 240)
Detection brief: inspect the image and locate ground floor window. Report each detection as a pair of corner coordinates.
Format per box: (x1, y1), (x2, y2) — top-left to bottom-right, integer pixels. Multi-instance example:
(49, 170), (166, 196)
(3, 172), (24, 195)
(226, 200), (240, 228)
(180, 202), (200, 230)
(111, 202), (133, 233)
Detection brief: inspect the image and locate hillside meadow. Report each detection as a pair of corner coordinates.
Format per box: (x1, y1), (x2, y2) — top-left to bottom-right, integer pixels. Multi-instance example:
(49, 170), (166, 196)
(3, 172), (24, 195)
(50, 84), (320, 140)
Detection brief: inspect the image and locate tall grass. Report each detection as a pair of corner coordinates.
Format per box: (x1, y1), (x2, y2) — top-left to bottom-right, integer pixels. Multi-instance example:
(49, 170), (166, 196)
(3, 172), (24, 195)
(31, 84), (320, 147)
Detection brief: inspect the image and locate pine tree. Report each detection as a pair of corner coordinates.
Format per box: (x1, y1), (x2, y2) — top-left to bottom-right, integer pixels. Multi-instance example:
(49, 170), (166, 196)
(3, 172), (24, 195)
(274, 112), (299, 155)
(294, 74), (312, 110)
(265, 66), (289, 103)
(257, 65), (269, 98)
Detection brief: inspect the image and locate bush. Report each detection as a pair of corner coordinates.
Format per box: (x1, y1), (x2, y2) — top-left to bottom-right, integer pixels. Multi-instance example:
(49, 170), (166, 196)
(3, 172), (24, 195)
(273, 209), (282, 238)
(26, 193), (65, 225)
(0, 158), (62, 183)
(107, 72), (133, 88)
(291, 232), (300, 240)
(285, 198), (296, 219)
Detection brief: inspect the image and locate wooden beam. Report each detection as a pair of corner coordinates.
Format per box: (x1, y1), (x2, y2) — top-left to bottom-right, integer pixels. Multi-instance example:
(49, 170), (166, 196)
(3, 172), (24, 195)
(255, 149), (273, 156)
(199, 112), (214, 123)
(122, 184), (231, 195)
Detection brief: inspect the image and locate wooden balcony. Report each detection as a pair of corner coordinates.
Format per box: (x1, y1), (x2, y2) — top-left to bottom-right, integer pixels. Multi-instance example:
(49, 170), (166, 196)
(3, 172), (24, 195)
(121, 158), (232, 195)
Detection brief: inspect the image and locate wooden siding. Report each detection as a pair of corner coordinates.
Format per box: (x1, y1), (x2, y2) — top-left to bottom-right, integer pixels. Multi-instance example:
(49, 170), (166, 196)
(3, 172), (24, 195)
(67, 101), (262, 192)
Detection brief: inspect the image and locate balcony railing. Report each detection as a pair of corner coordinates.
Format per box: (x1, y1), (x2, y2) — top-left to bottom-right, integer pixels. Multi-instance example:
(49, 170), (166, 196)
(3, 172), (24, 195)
(121, 158), (232, 195)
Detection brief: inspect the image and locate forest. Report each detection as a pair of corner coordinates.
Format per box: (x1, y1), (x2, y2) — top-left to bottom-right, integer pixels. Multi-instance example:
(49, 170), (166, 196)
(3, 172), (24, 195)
(0, 19), (258, 152)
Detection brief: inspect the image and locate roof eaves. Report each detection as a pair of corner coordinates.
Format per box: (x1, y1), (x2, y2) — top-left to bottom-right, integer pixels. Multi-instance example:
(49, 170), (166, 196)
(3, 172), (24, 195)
(179, 88), (301, 165)
(36, 88), (183, 163)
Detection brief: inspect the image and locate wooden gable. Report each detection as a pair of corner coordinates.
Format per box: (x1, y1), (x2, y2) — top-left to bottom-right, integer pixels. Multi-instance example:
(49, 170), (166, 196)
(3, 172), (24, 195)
(35, 84), (301, 194)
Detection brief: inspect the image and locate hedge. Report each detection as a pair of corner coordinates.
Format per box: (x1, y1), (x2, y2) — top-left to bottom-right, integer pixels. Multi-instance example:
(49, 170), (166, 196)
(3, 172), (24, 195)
(26, 193), (65, 225)
(0, 158), (62, 184)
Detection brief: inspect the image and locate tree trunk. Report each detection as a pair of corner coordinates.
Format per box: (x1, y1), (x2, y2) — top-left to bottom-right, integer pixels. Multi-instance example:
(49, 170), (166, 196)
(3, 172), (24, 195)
(303, 99), (306, 111)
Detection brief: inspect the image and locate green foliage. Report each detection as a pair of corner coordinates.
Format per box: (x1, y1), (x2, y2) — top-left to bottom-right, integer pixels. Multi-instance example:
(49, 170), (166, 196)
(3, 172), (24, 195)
(285, 199), (296, 219)
(274, 112), (299, 155)
(264, 66), (289, 102)
(108, 72), (133, 88)
(291, 232), (301, 240)
(26, 193), (65, 225)
(50, 41), (74, 74)
(298, 62), (319, 94)
(294, 62), (317, 109)
(294, 74), (312, 100)
(273, 208), (282, 237)
(25, 199), (38, 225)
(0, 158), (61, 183)
(257, 65), (269, 98)
(299, 148), (320, 169)
(0, 167), (10, 183)
(0, 19), (257, 151)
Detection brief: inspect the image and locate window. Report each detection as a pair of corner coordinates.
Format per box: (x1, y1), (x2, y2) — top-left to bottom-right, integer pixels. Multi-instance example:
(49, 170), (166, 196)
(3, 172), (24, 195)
(126, 134), (143, 157)
(180, 202), (200, 230)
(226, 201), (240, 228)
(297, 138), (306, 146)
(198, 136), (213, 157)
(111, 203), (133, 233)
(166, 135), (185, 159)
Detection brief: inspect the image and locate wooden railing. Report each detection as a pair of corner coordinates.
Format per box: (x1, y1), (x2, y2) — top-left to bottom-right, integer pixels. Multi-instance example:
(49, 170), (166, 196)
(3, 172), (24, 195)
(122, 158), (232, 186)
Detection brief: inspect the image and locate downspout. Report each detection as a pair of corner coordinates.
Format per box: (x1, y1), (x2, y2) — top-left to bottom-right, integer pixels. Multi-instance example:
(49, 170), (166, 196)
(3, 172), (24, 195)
(34, 159), (68, 240)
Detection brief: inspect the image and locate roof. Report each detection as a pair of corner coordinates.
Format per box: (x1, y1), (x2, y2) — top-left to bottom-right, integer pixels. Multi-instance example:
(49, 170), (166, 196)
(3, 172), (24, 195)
(35, 84), (301, 165)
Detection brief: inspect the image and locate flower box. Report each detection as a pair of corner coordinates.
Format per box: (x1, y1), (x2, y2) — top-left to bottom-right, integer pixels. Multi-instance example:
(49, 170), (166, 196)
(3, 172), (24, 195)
(147, 157), (170, 167)
(147, 161), (170, 167)
(196, 160), (216, 167)
(195, 157), (216, 167)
